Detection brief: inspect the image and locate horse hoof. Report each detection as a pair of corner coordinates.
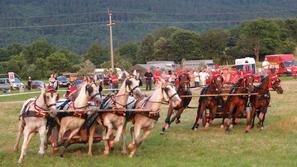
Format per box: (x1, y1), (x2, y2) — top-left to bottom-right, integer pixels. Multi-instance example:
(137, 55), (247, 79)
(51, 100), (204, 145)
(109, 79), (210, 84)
(128, 143), (136, 153)
(52, 147), (59, 154)
(103, 151), (109, 156)
(205, 123), (209, 128)
(108, 141), (115, 151)
(220, 124), (224, 128)
(60, 154), (64, 158)
(230, 124), (233, 129)
(175, 120), (181, 124)
(17, 159), (23, 164)
(38, 151), (45, 156)
(121, 150), (128, 155)
(260, 127), (264, 131)
(13, 147), (18, 152)
(160, 130), (165, 135)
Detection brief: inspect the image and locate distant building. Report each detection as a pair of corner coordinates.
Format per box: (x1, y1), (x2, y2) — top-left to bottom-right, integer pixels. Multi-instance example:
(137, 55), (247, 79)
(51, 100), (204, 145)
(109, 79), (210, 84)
(182, 59), (214, 70)
(146, 61), (176, 71)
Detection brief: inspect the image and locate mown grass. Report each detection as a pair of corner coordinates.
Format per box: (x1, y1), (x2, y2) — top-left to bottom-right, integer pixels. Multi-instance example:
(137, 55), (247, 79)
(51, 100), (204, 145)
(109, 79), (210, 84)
(0, 81), (297, 167)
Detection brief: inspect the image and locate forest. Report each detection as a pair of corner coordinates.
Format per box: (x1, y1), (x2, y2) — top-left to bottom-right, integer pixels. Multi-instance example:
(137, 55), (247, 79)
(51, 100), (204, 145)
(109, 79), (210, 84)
(0, 18), (297, 79)
(1, 0), (297, 53)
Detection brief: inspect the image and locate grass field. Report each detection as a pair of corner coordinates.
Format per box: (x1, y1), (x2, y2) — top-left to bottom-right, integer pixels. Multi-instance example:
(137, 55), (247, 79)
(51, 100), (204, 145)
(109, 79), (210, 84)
(0, 80), (297, 167)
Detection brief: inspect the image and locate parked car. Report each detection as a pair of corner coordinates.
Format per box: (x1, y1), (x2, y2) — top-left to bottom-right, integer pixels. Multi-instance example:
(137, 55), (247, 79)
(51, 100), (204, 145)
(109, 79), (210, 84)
(72, 79), (84, 87)
(0, 78), (10, 91)
(11, 78), (25, 89)
(57, 76), (70, 87)
(31, 80), (44, 89)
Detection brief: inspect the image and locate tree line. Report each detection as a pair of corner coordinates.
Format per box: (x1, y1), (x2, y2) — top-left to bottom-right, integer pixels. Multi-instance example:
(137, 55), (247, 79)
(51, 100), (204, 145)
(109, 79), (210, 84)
(0, 18), (296, 79)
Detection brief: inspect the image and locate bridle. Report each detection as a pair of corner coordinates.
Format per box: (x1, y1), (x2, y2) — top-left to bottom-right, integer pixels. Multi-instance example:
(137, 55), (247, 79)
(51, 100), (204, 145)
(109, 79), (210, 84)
(125, 77), (140, 94)
(33, 90), (58, 115)
(162, 85), (178, 101)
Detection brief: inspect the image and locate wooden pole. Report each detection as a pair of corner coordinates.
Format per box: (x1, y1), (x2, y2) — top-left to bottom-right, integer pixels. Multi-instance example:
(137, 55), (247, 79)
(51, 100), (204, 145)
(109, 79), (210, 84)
(107, 9), (115, 72)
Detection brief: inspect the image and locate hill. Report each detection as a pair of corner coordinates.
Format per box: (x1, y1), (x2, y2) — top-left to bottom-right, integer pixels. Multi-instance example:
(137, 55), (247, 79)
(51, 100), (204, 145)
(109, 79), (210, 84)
(1, 0), (297, 53)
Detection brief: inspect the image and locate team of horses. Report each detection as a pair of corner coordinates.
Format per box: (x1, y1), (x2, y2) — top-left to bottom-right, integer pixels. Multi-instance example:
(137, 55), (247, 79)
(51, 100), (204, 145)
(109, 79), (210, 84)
(14, 73), (283, 163)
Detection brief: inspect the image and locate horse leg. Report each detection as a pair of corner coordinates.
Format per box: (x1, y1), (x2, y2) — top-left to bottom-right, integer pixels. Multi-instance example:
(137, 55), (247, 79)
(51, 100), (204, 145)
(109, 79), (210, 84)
(170, 107), (184, 125)
(192, 103), (204, 130)
(102, 119), (113, 141)
(259, 108), (267, 130)
(207, 105), (217, 127)
(18, 126), (33, 164)
(14, 119), (25, 152)
(60, 128), (80, 157)
(251, 107), (257, 129)
(88, 124), (96, 156)
(113, 119), (124, 143)
(128, 124), (141, 157)
(234, 105), (244, 128)
(161, 105), (173, 134)
(135, 128), (152, 149)
(38, 125), (47, 155)
(226, 104), (235, 132)
(246, 106), (256, 133)
(102, 127), (110, 155)
(120, 120), (128, 155)
(221, 104), (226, 128)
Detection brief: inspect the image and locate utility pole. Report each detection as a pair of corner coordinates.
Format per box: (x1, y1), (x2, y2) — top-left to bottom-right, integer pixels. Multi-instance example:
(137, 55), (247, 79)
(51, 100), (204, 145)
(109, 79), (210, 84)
(107, 9), (115, 72)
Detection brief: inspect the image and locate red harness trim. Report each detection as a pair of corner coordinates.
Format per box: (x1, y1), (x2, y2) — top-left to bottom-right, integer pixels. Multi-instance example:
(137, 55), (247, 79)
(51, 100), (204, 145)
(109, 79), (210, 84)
(33, 102), (48, 118)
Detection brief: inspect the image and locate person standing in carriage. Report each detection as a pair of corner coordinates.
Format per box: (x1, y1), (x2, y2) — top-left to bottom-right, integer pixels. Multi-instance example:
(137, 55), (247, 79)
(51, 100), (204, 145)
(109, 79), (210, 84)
(49, 73), (58, 90)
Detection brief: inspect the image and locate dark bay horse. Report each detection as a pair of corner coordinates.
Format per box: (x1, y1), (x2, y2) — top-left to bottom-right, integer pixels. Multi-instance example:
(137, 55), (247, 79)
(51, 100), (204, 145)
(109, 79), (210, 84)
(246, 76), (283, 132)
(192, 75), (224, 130)
(161, 74), (192, 134)
(221, 75), (254, 131)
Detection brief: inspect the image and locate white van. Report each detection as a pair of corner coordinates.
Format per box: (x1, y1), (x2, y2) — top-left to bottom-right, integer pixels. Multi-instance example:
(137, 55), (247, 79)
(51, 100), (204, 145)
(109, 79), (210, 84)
(235, 57), (256, 74)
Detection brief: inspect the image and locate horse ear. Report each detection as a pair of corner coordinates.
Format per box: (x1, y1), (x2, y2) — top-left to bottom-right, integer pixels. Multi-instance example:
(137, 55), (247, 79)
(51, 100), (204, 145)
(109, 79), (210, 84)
(41, 83), (46, 93)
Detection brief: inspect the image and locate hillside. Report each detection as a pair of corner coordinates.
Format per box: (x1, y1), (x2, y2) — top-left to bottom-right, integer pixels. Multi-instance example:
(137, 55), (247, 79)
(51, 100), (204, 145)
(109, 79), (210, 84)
(1, 0), (297, 53)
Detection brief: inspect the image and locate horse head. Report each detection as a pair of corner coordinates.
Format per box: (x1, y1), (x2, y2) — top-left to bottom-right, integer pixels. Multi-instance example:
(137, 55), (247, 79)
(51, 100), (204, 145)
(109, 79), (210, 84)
(271, 76), (283, 94)
(161, 81), (181, 108)
(125, 77), (142, 98)
(243, 74), (254, 93)
(211, 75), (224, 93)
(42, 85), (59, 117)
(179, 74), (190, 91)
(85, 82), (102, 105)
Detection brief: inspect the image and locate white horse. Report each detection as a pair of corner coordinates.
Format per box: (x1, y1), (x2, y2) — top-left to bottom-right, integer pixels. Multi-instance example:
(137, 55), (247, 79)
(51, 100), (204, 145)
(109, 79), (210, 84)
(57, 81), (101, 157)
(14, 86), (59, 163)
(95, 77), (142, 155)
(128, 81), (181, 157)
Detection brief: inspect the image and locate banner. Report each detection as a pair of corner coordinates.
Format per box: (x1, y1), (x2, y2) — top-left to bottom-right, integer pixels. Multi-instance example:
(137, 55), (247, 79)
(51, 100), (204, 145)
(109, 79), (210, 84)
(8, 72), (15, 82)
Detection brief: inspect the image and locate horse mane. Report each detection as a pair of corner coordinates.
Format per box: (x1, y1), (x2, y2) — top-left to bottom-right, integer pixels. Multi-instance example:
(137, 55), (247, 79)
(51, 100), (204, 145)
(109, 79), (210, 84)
(70, 82), (87, 100)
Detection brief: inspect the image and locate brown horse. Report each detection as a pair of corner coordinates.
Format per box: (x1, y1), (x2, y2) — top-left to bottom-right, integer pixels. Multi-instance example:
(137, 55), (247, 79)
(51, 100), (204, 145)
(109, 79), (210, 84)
(161, 74), (192, 134)
(221, 75), (254, 131)
(192, 75), (225, 130)
(246, 76), (283, 132)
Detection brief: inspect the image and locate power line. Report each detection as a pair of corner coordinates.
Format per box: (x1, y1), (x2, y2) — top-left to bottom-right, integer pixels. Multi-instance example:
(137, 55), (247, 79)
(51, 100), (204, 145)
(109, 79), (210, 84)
(1, 9), (297, 20)
(0, 16), (295, 30)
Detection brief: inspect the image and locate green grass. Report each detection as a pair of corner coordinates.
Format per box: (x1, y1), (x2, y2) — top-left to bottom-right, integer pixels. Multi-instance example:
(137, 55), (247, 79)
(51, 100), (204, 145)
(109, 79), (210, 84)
(1, 81), (297, 166)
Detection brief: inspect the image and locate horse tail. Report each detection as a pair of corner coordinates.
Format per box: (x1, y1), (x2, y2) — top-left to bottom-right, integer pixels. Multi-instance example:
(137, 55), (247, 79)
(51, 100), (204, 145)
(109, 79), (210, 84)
(14, 117), (25, 152)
